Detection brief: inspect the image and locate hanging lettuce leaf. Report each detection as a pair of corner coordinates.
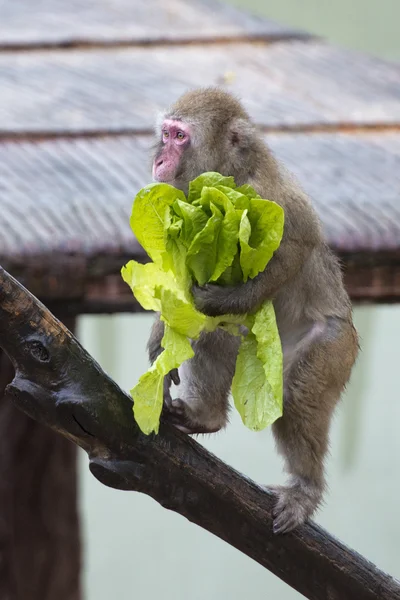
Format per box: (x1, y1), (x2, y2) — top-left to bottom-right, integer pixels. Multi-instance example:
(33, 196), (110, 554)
(122, 261), (205, 338)
(122, 171), (285, 435)
(156, 287), (206, 339)
(131, 325), (194, 435)
(232, 331), (273, 431)
(121, 261), (167, 312)
(252, 300), (283, 417)
(232, 302), (283, 431)
(130, 368), (164, 436)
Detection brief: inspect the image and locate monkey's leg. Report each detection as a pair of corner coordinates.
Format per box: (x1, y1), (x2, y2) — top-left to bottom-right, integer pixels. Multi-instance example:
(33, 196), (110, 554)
(163, 329), (240, 435)
(270, 318), (358, 534)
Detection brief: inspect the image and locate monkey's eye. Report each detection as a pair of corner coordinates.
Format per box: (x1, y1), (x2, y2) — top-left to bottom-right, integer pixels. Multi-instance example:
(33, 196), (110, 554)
(162, 130), (169, 139)
(176, 131), (185, 140)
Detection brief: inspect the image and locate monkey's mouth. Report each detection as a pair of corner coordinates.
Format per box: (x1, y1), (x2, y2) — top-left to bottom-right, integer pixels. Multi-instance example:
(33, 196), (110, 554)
(153, 157), (184, 186)
(170, 167), (184, 184)
(152, 159), (179, 184)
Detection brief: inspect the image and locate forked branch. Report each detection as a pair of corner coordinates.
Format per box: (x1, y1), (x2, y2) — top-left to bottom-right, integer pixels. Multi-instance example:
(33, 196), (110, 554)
(0, 266), (398, 600)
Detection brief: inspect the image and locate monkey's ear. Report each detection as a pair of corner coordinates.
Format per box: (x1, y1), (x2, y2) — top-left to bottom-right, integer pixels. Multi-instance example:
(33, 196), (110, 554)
(228, 118), (256, 149)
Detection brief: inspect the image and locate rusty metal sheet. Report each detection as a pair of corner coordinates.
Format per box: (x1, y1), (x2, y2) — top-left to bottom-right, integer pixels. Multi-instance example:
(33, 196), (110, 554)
(0, 0), (302, 48)
(1, 42), (400, 135)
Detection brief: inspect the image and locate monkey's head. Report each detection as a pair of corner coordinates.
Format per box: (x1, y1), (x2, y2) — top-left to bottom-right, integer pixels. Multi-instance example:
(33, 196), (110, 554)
(152, 88), (262, 192)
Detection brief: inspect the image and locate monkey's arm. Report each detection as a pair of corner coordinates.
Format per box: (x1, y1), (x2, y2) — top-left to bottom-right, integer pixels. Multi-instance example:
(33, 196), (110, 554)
(193, 196), (321, 317)
(148, 314), (165, 363)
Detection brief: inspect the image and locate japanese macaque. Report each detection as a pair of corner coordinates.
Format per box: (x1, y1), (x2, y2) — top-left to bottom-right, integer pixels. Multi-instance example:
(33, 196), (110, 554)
(147, 88), (359, 533)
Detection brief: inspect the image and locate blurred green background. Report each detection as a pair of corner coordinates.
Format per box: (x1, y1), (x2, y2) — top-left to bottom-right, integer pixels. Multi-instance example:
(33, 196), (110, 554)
(77, 1), (400, 598)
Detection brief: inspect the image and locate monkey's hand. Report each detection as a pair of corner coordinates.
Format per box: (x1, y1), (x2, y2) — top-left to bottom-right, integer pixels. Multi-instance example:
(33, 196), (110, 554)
(168, 368), (180, 386)
(192, 283), (239, 317)
(162, 368), (180, 405)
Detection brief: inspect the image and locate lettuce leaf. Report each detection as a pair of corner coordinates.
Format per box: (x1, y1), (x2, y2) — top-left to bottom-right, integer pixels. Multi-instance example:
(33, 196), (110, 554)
(252, 301), (283, 418)
(232, 331), (272, 431)
(131, 325), (194, 435)
(239, 200), (284, 281)
(156, 287), (206, 339)
(130, 183), (185, 265)
(173, 200), (208, 246)
(188, 172), (235, 203)
(122, 261), (205, 338)
(197, 187), (241, 281)
(231, 302), (283, 431)
(186, 202), (224, 285)
(121, 261), (167, 312)
(123, 171), (285, 435)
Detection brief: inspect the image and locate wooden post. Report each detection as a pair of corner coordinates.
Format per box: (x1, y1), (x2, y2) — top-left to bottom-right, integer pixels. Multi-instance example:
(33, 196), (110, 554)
(0, 319), (80, 600)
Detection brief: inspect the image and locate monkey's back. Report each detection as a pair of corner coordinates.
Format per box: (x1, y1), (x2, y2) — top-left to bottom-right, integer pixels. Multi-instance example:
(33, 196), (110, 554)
(274, 243), (352, 331)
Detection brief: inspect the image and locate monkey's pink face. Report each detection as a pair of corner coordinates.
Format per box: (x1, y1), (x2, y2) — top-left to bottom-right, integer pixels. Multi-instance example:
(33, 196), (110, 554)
(153, 119), (191, 183)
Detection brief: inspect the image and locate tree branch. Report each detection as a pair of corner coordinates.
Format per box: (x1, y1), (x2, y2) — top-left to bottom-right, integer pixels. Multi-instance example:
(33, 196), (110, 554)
(0, 265), (398, 600)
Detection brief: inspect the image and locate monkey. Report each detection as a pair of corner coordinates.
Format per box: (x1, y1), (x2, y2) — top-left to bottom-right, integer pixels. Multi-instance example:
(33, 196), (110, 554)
(147, 87), (359, 534)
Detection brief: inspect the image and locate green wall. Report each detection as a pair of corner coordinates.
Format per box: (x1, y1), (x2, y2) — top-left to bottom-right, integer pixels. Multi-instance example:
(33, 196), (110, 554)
(230, 0), (400, 60)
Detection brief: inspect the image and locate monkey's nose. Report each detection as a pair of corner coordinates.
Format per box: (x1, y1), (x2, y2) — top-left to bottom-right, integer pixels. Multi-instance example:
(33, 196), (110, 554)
(155, 157), (163, 167)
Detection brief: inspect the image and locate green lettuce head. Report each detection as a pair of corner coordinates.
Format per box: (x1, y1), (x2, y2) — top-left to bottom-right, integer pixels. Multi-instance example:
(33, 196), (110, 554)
(122, 172), (284, 435)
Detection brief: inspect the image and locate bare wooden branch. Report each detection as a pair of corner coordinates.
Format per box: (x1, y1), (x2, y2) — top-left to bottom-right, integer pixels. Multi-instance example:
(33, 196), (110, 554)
(0, 265), (399, 600)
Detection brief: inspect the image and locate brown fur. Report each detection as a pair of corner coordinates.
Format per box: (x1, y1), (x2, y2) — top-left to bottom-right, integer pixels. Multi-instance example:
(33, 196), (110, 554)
(148, 88), (359, 533)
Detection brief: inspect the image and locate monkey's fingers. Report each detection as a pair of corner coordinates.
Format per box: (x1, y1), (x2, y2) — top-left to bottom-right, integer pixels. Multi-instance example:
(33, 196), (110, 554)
(191, 283), (228, 317)
(170, 368), (180, 386)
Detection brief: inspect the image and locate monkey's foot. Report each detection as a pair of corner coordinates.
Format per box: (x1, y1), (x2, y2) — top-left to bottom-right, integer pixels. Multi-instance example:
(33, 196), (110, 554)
(266, 480), (322, 534)
(162, 398), (192, 433)
(162, 398), (222, 435)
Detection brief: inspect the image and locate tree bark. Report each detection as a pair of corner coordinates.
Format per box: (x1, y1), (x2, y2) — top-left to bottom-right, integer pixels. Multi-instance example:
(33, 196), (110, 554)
(0, 265), (399, 600)
(0, 318), (80, 600)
